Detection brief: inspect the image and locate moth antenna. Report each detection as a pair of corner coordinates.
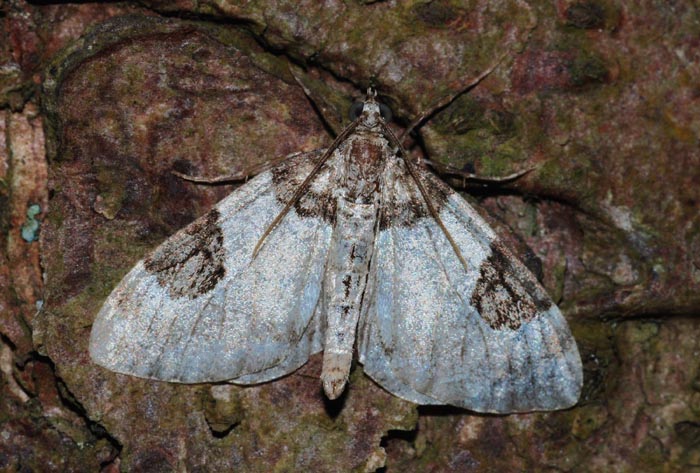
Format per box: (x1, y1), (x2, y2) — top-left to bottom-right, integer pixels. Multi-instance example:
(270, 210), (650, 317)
(252, 120), (360, 259)
(398, 51), (510, 144)
(381, 124), (472, 274)
(420, 159), (538, 187)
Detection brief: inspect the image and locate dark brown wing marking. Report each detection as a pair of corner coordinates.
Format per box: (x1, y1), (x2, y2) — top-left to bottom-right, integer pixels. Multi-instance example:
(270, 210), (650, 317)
(471, 240), (552, 330)
(144, 209), (225, 299)
(378, 156), (452, 230)
(271, 150), (338, 223)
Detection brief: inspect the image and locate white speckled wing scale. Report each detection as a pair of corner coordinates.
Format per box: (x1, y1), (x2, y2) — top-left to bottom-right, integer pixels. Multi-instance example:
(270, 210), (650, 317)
(90, 152), (332, 384)
(358, 166), (583, 413)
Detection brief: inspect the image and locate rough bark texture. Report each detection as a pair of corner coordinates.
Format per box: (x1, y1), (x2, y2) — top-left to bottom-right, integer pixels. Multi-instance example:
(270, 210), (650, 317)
(1, 0), (699, 471)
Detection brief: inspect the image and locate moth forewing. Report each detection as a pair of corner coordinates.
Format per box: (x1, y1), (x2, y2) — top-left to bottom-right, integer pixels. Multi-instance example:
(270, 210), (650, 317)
(89, 164), (333, 383)
(90, 90), (582, 413)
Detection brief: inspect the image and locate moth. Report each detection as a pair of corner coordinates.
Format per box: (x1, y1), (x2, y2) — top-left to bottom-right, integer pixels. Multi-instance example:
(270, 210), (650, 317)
(90, 89), (582, 413)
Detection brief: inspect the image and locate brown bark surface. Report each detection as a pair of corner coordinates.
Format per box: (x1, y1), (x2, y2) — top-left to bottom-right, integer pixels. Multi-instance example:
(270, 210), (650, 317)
(1, 1), (699, 471)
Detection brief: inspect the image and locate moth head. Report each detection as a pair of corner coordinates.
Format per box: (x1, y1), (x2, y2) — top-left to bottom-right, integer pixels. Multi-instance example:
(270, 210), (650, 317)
(349, 89), (392, 130)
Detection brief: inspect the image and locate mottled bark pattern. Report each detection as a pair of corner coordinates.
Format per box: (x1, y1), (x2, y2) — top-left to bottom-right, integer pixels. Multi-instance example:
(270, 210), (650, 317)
(471, 240), (552, 330)
(144, 209), (225, 299)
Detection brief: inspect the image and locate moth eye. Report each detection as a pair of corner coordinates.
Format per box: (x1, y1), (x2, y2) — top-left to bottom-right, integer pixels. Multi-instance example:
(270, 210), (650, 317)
(349, 101), (364, 120)
(379, 103), (393, 123)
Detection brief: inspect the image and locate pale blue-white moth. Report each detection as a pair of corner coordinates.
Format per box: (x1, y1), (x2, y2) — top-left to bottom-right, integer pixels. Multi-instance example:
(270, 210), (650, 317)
(89, 90), (582, 413)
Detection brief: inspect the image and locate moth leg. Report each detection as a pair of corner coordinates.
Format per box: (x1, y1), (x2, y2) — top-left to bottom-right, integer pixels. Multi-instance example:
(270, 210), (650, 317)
(289, 64), (346, 136)
(171, 152), (301, 184)
(421, 158), (537, 188)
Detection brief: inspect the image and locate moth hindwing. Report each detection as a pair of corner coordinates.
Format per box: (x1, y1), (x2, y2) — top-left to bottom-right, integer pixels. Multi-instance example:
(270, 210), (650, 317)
(90, 90), (582, 414)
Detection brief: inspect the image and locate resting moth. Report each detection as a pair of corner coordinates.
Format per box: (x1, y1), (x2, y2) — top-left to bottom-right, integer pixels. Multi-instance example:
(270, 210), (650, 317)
(90, 89), (582, 413)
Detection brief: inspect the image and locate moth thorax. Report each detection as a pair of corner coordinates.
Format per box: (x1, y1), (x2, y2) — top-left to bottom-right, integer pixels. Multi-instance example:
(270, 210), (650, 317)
(342, 134), (386, 204)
